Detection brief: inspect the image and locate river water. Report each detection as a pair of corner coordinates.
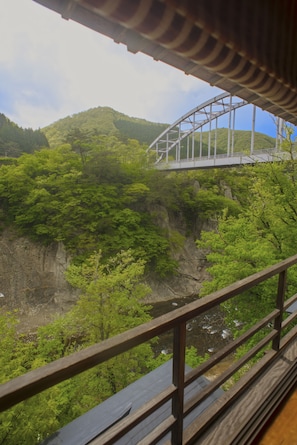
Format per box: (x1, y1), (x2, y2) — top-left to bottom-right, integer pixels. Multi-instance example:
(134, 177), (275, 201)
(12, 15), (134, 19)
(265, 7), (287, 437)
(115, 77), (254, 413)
(149, 296), (232, 358)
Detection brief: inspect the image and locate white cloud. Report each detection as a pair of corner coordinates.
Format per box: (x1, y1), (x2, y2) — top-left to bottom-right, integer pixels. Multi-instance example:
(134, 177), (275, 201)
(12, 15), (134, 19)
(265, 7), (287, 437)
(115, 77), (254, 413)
(0, 0), (220, 129)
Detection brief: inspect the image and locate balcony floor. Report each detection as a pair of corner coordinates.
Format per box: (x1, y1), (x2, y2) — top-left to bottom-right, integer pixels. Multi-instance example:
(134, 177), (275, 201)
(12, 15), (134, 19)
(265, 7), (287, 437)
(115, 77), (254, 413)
(254, 383), (297, 444)
(188, 336), (297, 445)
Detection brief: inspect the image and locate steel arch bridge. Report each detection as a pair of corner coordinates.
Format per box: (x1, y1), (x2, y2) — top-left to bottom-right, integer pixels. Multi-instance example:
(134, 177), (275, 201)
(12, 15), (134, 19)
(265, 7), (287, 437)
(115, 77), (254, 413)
(148, 93), (286, 170)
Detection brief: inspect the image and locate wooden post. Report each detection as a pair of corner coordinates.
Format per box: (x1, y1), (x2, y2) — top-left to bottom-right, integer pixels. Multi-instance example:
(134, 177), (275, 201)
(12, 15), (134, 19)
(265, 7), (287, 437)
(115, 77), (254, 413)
(172, 322), (186, 444)
(272, 270), (287, 351)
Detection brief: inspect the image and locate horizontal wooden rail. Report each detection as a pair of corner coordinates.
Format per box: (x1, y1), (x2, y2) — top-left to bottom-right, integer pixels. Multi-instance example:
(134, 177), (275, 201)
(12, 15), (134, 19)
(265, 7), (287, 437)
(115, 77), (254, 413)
(137, 416), (176, 445)
(1, 254), (297, 444)
(92, 385), (177, 445)
(1, 255), (297, 411)
(184, 330), (278, 417)
(184, 309), (280, 387)
(283, 292), (297, 310)
(182, 325), (297, 445)
(282, 311), (297, 329)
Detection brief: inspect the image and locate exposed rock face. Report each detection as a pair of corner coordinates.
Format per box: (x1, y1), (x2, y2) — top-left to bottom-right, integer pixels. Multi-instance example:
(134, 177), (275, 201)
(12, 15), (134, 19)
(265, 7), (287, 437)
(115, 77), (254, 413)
(145, 204), (212, 302)
(145, 236), (209, 303)
(0, 230), (77, 329)
(0, 206), (213, 328)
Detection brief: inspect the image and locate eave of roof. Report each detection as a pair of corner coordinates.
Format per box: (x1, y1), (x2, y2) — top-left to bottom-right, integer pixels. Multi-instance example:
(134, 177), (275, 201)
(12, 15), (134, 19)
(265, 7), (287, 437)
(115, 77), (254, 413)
(33, 0), (297, 125)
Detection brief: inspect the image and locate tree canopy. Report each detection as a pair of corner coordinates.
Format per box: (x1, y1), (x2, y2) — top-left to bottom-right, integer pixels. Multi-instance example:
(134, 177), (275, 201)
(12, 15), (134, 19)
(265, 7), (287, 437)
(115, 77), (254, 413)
(0, 251), (157, 444)
(1, 110), (296, 443)
(198, 125), (297, 338)
(0, 131), (240, 277)
(0, 113), (48, 157)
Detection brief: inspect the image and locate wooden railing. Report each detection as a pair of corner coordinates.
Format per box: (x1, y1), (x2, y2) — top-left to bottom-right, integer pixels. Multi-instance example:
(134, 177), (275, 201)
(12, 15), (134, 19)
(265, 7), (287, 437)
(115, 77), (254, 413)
(2, 255), (297, 444)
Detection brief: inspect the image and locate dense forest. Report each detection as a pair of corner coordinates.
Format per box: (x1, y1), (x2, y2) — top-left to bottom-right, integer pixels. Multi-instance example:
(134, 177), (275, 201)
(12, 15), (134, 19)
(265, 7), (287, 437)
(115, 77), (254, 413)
(0, 113), (48, 157)
(0, 108), (296, 444)
(42, 107), (169, 147)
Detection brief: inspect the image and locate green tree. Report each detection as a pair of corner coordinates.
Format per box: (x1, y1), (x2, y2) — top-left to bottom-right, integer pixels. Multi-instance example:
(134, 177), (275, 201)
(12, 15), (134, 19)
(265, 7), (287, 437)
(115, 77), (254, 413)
(197, 127), (297, 335)
(0, 251), (160, 444)
(0, 139), (178, 276)
(198, 212), (279, 331)
(65, 250), (152, 342)
(0, 113), (48, 157)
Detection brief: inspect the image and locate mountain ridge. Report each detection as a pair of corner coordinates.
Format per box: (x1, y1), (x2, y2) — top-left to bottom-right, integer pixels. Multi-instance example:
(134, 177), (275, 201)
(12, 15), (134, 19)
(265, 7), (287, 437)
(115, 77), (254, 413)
(42, 105), (276, 154)
(42, 106), (170, 147)
(0, 106), (276, 156)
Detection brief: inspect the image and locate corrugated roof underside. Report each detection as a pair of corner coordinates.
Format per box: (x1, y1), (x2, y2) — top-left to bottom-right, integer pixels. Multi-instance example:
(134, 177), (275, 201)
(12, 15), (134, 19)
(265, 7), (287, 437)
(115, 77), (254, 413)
(34, 0), (297, 125)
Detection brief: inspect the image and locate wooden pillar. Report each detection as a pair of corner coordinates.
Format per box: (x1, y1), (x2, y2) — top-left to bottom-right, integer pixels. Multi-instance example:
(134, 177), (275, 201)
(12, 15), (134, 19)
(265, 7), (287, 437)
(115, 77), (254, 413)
(172, 322), (186, 444)
(272, 270), (287, 351)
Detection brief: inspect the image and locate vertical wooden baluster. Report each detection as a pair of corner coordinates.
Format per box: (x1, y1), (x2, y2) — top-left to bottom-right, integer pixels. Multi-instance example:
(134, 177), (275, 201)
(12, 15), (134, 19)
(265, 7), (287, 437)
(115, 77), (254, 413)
(273, 270), (287, 351)
(172, 322), (186, 444)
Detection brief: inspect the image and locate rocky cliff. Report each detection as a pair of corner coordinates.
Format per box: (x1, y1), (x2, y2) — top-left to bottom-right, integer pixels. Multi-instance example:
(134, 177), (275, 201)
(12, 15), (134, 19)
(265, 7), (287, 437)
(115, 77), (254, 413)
(0, 229), (77, 330)
(145, 203), (212, 302)
(0, 208), (212, 330)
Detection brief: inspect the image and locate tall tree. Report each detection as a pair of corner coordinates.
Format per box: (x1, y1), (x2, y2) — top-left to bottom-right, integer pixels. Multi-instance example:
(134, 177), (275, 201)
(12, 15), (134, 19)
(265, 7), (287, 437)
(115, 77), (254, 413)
(0, 251), (158, 444)
(65, 250), (152, 342)
(198, 125), (297, 333)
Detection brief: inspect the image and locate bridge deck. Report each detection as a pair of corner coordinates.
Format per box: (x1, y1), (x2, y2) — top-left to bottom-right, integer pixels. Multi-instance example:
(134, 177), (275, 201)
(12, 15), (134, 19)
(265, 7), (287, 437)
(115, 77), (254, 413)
(188, 335), (297, 445)
(156, 149), (285, 171)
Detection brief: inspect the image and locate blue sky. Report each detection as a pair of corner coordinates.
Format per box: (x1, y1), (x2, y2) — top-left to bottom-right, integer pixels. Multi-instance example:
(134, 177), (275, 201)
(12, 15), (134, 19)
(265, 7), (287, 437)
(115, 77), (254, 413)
(0, 0), (280, 137)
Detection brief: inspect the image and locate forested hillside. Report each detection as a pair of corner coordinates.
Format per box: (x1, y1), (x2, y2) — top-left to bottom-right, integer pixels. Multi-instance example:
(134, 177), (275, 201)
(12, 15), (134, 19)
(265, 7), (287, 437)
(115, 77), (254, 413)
(0, 108), (296, 444)
(0, 106), (276, 158)
(42, 106), (275, 155)
(42, 106), (169, 147)
(0, 113), (48, 157)
(0, 113), (241, 443)
(0, 135), (240, 277)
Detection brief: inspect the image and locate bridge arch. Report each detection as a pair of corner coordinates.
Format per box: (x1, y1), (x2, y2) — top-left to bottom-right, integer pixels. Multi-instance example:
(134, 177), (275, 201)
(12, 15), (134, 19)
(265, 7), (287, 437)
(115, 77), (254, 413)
(148, 93), (284, 170)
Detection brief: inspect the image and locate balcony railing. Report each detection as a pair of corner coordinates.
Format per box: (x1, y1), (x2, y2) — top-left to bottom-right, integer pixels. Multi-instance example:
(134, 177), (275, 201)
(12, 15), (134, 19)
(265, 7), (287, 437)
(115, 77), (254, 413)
(1, 255), (297, 444)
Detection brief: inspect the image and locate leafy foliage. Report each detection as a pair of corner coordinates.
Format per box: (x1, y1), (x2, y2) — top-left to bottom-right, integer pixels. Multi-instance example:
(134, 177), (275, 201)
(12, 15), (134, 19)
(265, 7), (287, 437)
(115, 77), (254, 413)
(0, 118), (244, 276)
(0, 139), (180, 275)
(65, 250), (152, 342)
(0, 107), (293, 443)
(198, 125), (297, 338)
(0, 251), (158, 444)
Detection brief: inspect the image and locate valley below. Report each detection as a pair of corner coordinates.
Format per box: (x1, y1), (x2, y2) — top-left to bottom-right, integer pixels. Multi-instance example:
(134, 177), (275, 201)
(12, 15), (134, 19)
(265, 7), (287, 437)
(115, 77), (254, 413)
(0, 227), (235, 378)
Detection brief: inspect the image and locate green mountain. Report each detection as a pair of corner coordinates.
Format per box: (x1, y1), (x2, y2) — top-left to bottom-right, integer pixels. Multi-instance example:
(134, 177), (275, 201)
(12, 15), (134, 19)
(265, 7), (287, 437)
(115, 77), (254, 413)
(212, 128), (275, 151)
(0, 106), (276, 157)
(42, 107), (276, 156)
(42, 107), (169, 147)
(177, 127), (276, 159)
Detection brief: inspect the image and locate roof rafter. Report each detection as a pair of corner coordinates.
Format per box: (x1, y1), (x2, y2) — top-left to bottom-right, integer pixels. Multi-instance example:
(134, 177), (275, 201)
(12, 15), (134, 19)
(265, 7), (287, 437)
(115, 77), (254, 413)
(34, 0), (297, 125)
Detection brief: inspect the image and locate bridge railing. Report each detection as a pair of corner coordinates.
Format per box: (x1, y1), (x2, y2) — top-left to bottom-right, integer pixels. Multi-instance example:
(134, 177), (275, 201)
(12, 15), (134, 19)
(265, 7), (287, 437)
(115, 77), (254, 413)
(156, 148), (288, 170)
(1, 255), (297, 444)
(163, 147), (279, 161)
